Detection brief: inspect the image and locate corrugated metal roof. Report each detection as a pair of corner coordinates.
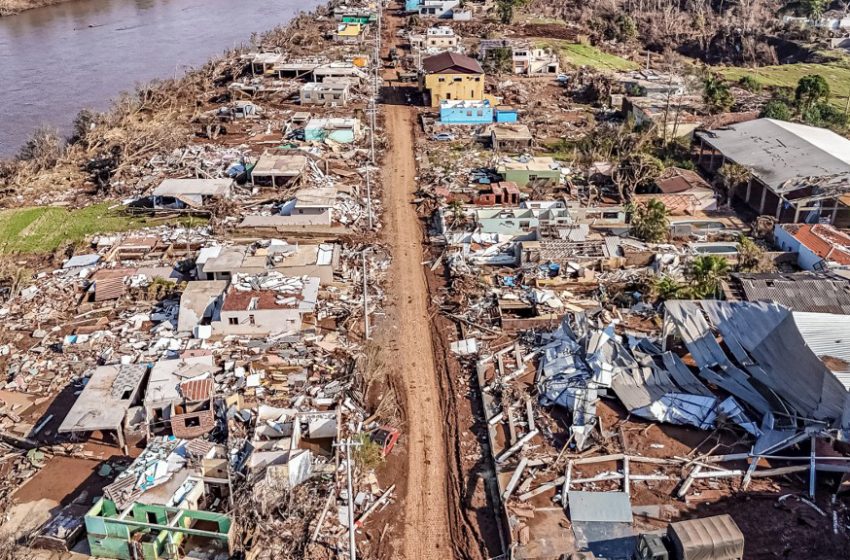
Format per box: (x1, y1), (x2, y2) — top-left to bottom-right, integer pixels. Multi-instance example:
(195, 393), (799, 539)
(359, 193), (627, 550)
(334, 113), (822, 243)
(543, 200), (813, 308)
(793, 311), (850, 387)
(697, 118), (850, 190)
(732, 272), (850, 315)
(568, 491), (633, 523)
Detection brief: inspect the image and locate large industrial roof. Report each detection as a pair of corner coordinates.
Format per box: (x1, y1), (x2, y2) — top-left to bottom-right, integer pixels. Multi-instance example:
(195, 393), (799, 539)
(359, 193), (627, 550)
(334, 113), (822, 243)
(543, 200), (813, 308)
(696, 118), (850, 190)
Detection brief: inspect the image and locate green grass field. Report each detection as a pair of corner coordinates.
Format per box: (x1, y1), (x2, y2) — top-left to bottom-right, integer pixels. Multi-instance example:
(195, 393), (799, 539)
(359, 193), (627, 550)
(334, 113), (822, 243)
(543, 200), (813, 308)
(0, 203), (205, 254)
(541, 41), (639, 72)
(720, 57), (850, 108)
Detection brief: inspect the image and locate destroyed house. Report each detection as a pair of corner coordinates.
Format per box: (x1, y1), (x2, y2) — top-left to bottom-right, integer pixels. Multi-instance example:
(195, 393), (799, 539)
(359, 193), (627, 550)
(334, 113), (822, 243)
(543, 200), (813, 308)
(774, 223), (850, 271)
(58, 364), (148, 449)
(304, 117), (361, 143)
(475, 181), (520, 206)
(511, 46), (559, 75)
(243, 51), (282, 75)
(300, 81), (350, 106)
(142, 178), (232, 210)
(276, 186), (337, 226)
(475, 202), (571, 237)
(479, 38), (512, 59)
(497, 156), (560, 187)
(440, 99), (493, 124)
(86, 498), (232, 560)
(249, 150), (308, 187)
(421, 52), (484, 107)
(272, 59), (321, 79)
(311, 62), (367, 83)
(626, 95), (705, 139)
(418, 0), (459, 18)
(215, 273), (320, 336)
(333, 22), (365, 43)
(144, 355), (217, 439)
(488, 123), (532, 152)
(176, 280), (227, 337)
(196, 242), (339, 284)
(334, 6), (375, 23)
(694, 118), (850, 225)
(425, 25), (459, 49)
(101, 437), (227, 512)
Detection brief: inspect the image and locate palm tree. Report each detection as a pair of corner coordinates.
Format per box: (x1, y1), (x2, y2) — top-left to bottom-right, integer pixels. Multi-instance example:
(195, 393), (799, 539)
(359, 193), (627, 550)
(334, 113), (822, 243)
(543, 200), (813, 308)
(688, 255), (730, 299)
(652, 274), (684, 302)
(446, 200), (466, 227)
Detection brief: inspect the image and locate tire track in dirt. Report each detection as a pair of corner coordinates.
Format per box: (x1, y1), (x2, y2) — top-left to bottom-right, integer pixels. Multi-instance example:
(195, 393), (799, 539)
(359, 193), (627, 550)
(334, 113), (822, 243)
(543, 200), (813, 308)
(381, 102), (454, 559)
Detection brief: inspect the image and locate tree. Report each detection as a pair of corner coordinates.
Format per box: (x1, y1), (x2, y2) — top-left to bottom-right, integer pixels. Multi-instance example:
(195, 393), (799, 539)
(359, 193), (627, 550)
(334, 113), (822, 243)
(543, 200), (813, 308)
(801, 101), (849, 130)
(703, 74), (734, 114)
(653, 274), (685, 301)
(614, 152), (664, 201)
(760, 99), (792, 120)
(737, 75), (761, 92)
(688, 255), (729, 298)
(446, 199), (466, 226)
(496, 0), (518, 23)
(483, 47), (513, 74)
(17, 125), (63, 171)
(628, 199), (670, 242)
(795, 74), (830, 111)
(737, 235), (773, 273)
(801, 0), (828, 20)
(615, 14), (638, 42)
(717, 162), (750, 207)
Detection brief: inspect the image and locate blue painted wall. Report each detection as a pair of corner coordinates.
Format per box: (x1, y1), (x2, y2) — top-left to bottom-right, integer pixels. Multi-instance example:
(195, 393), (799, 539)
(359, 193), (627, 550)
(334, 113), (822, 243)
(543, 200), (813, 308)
(495, 109), (518, 123)
(440, 104), (494, 124)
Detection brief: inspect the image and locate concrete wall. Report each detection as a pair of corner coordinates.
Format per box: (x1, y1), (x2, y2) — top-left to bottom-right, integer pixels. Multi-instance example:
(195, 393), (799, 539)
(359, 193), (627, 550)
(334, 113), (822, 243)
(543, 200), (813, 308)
(216, 308), (304, 336)
(440, 105), (493, 124)
(501, 169), (559, 187)
(425, 73), (484, 107)
(774, 225), (820, 270)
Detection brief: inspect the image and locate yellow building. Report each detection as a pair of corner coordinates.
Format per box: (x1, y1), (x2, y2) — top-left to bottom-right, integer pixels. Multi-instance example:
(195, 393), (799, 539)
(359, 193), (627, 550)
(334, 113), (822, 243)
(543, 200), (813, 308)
(421, 52), (485, 107)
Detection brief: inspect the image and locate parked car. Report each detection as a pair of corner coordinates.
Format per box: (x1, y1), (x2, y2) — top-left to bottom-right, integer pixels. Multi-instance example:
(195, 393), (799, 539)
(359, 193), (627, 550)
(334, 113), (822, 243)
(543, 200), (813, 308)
(432, 132), (455, 142)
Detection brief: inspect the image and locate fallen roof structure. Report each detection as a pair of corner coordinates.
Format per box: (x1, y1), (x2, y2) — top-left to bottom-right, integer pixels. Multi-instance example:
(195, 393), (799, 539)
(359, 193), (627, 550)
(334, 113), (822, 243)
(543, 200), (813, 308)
(151, 178), (232, 207)
(58, 364), (148, 448)
(662, 300), (850, 428)
(536, 315), (758, 450)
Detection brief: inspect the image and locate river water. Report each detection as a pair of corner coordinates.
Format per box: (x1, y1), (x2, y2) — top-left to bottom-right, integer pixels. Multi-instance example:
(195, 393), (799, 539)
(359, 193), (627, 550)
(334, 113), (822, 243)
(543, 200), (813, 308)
(0, 0), (323, 156)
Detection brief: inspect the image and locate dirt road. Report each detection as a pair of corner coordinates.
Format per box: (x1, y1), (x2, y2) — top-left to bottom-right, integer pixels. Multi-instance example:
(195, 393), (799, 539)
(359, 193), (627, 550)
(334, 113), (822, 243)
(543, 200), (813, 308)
(382, 102), (454, 558)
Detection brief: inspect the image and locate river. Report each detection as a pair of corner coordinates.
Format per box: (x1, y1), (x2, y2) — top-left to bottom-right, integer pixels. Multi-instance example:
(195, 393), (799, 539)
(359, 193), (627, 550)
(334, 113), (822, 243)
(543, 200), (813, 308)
(0, 0), (323, 156)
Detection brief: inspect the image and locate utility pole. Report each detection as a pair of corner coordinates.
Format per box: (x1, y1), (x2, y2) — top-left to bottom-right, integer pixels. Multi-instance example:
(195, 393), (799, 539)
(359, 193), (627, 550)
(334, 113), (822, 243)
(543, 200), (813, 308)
(362, 251), (370, 339)
(333, 438), (361, 560)
(366, 166), (374, 230)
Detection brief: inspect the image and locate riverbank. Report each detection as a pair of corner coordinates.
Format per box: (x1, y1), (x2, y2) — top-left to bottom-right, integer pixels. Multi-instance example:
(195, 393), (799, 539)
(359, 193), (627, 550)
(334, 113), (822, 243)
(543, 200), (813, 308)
(0, 0), (72, 16)
(0, 1), (328, 206)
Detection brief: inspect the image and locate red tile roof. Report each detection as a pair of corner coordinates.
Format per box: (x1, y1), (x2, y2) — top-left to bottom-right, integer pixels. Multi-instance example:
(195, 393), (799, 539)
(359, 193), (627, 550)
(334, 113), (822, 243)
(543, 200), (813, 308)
(179, 377), (214, 402)
(787, 224), (850, 266)
(655, 167), (712, 194)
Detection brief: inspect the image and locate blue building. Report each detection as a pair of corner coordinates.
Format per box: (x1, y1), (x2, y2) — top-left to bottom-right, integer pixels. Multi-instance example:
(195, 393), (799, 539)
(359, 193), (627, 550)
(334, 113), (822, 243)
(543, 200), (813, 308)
(440, 100), (494, 125)
(405, 0), (422, 12)
(495, 106), (518, 123)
